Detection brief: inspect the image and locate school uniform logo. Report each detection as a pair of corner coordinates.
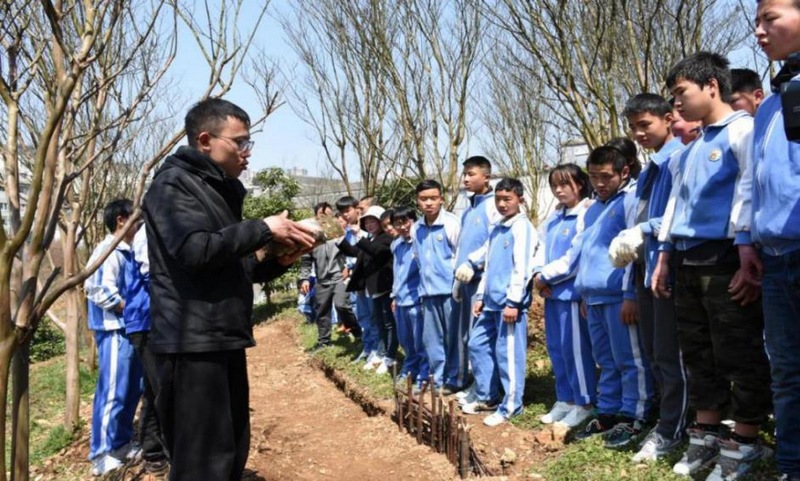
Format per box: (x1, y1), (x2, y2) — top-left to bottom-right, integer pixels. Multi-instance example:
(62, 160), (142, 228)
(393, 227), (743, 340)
(709, 149), (722, 162)
(436, 234), (444, 242)
(562, 228), (570, 236)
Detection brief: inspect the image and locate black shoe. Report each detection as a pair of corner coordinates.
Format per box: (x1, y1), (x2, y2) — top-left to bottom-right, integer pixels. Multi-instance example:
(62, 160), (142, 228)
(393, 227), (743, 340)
(143, 458), (169, 475)
(604, 419), (646, 449)
(575, 414), (616, 440)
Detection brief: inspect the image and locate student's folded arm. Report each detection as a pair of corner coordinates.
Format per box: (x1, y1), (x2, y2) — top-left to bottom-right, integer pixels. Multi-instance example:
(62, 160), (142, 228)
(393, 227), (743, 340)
(355, 236), (392, 261)
(85, 250), (125, 311)
(539, 221), (583, 285)
(336, 239), (361, 257)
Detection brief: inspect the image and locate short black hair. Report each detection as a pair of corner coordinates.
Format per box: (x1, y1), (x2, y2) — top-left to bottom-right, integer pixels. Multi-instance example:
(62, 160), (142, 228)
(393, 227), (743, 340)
(185, 98), (250, 148)
(495, 178), (524, 198)
(605, 137), (640, 179)
(335, 196), (359, 211)
(416, 179), (442, 195)
(731, 68), (763, 94)
(666, 52), (732, 102)
(623, 93), (672, 119)
(548, 163), (592, 200)
(103, 199), (134, 233)
(313, 202), (332, 216)
(391, 205), (418, 223)
(587, 145), (628, 174)
(380, 208), (394, 222)
(462, 155), (492, 173)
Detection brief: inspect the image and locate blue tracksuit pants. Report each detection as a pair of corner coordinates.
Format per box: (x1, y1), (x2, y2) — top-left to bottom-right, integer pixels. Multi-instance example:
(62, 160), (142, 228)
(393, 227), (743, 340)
(544, 300), (596, 406)
(586, 302), (654, 420)
(90, 329), (143, 460)
(467, 311), (500, 403)
(356, 291), (380, 356)
(395, 303), (429, 385)
(448, 281), (477, 388)
(422, 295), (453, 388)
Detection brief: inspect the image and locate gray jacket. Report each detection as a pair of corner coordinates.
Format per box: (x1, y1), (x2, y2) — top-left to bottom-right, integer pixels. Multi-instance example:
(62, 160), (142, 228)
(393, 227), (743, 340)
(299, 239), (345, 286)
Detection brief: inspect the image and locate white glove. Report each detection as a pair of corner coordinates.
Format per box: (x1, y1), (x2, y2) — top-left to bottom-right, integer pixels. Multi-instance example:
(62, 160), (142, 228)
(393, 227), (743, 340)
(454, 263), (475, 283)
(608, 226), (644, 268)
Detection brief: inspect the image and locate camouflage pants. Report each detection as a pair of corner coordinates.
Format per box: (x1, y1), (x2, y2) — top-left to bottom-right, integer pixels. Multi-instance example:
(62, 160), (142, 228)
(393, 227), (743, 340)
(673, 263), (772, 425)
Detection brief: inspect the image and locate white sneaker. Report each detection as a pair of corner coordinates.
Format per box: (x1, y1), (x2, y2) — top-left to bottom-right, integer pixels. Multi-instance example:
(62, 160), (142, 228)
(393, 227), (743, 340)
(558, 405), (593, 428)
(458, 388), (478, 406)
(540, 401), (573, 424)
(455, 383), (475, 400)
(91, 453), (123, 477)
(483, 411), (508, 427)
(363, 353), (381, 371)
(631, 431), (683, 463)
(375, 359), (395, 375)
(461, 400), (499, 415)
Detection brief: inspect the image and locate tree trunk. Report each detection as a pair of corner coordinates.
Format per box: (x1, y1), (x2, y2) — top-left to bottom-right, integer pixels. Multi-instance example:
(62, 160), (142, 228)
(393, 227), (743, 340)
(0, 333), (14, 481)
(10, 341), (29, 481)
(64, 286), (81, 429)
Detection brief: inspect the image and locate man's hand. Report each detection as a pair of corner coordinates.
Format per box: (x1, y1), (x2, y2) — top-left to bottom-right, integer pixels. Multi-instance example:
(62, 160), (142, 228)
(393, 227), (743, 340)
(264, 211), (316, 250)
(391, 300), (396, 312)
(455, 263), (475, 283)
(472, 300), (484, 318)
(533, 273), (552, 298)
(300, 280), (311, 295)
(580, 300), (588, 319)
(277, 247), (309, 267)
(342, 267), (350, 280)
(502, 306), (519, 324)
(114, 300), (126, 315)
(651, 252), (672, 299)
(620, 299), (638, 325)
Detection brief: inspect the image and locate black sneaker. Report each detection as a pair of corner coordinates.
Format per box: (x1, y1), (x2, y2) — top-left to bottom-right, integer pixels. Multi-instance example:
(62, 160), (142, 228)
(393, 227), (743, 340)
(575, 415), (616, 440)
(604, 419), (646, 449)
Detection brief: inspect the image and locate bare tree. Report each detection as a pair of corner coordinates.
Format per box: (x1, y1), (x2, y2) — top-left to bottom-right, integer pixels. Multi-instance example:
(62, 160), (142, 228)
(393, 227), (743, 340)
(0, 1), (275, 478)
(483, 0), (752, 149)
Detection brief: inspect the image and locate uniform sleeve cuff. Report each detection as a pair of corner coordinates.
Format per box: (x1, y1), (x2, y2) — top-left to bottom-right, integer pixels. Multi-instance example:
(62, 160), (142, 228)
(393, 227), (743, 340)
(734, 231), (752, 246)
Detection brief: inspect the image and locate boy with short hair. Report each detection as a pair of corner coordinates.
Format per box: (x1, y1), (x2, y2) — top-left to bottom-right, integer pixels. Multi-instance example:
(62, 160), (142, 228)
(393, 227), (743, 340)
(337, 195), (380, 364)
(652, 52), (772, 480)
(411, 180), (461, 392)
(573, 144), (654, 449)
(453, 156), (502, 397)
(85, 199), (144, 476)
(390, 206), (429, 387)
(468, 178), (537, 427)
(730, 68), (765, 115)
(380, 209), (398, 238)
(752, 3), (800, 479)
(609, 93), (690, 461)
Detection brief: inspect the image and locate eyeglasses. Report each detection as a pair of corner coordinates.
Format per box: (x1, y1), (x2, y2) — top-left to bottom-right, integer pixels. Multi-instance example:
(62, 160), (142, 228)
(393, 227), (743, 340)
(208, 133), (254, 152)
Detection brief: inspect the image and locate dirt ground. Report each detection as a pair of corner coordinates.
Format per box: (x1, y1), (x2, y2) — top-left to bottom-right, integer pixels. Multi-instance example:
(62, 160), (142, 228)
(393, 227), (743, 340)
(245, 316), (460, 481)
(36, 311), (551, 480)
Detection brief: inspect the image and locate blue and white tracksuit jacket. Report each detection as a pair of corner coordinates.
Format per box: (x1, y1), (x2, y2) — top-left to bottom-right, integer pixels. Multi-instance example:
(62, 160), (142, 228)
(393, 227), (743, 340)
(470, 213), (537, 418)
(751, 79), (800, 256)
(85, 234), (143, 460)
(412, 210), (460, 388)
(634, 138), (685, 287)
(659, 110), (754, 251)
(124, 226), (150, 334)
(532, 200), (597, 406)
(575, 188), (654, 420)
(391, 236), (428, 384)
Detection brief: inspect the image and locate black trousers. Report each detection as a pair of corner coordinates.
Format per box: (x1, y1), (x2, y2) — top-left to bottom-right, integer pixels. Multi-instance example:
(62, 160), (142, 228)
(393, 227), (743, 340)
(155, 349), (250, 481)
(315, 282), (360, 344)
(129, 331), (167, 462)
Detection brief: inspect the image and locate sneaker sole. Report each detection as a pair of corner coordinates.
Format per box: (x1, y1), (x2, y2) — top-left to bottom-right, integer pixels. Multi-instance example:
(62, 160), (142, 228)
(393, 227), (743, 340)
(673, 455), (719, 476)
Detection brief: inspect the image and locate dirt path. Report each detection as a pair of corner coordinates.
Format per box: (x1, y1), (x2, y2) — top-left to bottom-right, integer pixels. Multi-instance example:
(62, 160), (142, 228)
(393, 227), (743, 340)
(245, 316), (459, 481)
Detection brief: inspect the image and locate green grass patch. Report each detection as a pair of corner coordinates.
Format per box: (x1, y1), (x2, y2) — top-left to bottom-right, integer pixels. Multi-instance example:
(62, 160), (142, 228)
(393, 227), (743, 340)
(297, 316), (396, 399)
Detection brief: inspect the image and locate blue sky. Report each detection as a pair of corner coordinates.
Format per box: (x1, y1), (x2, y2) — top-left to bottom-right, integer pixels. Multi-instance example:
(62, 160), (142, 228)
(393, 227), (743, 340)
(168, 0), (325, 175)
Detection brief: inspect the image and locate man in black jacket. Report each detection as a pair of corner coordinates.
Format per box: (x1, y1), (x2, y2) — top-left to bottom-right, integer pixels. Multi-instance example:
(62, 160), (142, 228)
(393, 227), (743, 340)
(143, 98), (314, 480)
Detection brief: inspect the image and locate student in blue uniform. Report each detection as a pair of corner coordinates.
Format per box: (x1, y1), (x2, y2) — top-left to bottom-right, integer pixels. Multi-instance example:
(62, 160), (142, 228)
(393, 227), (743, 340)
(84, 199), (143, 476)
(610, 93), (690, 462)
(653, 52), (772, 480)
(390, 206), (429, 387)
(532, 164), (596, 429)
(123, 225), (168, 474)
(752, 4), (800, 479)
(573, 141), (655, 450)
(453, 156), (502, 399)
(468, 178), (537, 427)
(411, 179), (461, 392)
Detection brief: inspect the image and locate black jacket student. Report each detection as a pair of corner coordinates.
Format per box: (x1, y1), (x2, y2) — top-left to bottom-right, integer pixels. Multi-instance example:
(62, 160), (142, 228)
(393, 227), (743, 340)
(337, 206), (399, 364)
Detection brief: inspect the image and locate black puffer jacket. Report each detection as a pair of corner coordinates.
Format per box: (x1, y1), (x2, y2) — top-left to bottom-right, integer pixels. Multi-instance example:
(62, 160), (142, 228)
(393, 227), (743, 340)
(337, 231), (394, 295)
(143, 146), (287, 353)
